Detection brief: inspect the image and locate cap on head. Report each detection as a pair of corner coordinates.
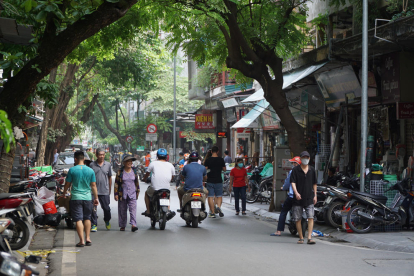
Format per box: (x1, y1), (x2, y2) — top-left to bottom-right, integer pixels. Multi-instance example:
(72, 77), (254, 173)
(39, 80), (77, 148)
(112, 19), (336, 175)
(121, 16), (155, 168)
(189, 151), (199, 160)
(289, 156), (302, 165)
(300, 151), (310, 158)
(122, 155), (136, 163)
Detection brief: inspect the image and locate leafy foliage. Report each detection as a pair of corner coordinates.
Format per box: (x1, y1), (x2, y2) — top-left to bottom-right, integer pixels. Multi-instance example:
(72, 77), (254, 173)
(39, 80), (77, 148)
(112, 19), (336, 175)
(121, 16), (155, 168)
(0, 110), (15, 153)
(46, 128), (65, 142)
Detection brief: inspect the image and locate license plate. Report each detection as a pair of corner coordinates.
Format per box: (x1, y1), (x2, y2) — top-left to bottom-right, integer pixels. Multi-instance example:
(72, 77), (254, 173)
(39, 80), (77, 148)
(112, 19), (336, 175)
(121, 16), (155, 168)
(325, 196), (333, 205)
(191, 201), (201, 208)
(159, 199), (169, 206)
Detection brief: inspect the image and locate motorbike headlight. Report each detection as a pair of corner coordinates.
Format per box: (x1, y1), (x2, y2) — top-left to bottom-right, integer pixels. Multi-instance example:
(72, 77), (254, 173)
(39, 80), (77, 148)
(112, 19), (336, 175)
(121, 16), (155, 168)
(0, 258), (21, 276)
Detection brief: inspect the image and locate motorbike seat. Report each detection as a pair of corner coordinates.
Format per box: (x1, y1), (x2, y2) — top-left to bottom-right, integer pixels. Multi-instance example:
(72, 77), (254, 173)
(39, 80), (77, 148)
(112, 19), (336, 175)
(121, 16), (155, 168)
(353, 191), (388, 203)
(185, 188), (204, 193)
(0, 193), (20, 200)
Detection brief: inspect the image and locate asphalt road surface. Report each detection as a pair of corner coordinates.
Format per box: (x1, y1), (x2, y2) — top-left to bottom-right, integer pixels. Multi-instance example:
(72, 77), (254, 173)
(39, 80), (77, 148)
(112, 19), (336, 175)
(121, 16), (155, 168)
(51, 181), (414, 276)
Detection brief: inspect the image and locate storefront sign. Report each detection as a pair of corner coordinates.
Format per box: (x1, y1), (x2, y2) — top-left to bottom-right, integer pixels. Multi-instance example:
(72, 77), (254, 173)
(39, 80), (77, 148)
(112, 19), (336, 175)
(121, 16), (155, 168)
(226, 108), (237, 122)
(222, 98), (238, 108)
(195, 114), (214, 129)
(261, 107), (280, 130)
(397, 102), (414, 119)
(217, 131), (227, 138)
(179, 131), (186, 138)
(381, 53), (400, 104)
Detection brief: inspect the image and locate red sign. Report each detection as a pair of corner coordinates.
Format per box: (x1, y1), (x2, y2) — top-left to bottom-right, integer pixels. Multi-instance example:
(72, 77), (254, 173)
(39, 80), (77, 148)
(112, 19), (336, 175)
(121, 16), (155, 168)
(146, 124), (157, 133)
(195, 114), (214, 129)
(397, 102), (414, 119)
(179, 131), (187, 138)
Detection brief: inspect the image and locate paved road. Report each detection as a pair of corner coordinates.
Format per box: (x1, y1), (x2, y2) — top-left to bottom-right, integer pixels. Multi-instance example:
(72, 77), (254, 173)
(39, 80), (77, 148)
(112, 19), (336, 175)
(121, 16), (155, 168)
(51, 182), (414, 276)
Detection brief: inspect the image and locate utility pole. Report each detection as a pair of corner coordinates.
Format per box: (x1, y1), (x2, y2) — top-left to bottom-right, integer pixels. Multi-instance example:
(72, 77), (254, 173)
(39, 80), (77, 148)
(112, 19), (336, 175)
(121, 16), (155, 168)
(360, 0), (368, 192)
(173, 56), (177, 163)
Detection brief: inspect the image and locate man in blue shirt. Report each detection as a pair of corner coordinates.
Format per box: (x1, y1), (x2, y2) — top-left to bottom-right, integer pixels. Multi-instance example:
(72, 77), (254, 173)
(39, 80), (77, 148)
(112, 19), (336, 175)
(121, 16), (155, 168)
(63, 151), (99, 247)
(270, 156), (301, 236)
(177, 152), (208, 207)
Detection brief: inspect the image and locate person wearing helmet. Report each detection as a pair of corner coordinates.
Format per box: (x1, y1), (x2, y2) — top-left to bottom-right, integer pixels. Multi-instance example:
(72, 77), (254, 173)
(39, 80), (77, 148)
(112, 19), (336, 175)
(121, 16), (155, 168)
(271, 156), (301, 236)
(178, 152), (208, 207)
(142, 148), (176, 219)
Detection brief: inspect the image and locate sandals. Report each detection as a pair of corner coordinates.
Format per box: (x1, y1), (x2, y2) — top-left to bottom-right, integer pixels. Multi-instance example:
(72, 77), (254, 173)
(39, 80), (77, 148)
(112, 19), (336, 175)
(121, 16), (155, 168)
(131, 226), (138, 232)
(307, 239), (316, 245)
(85, 241), (92, 246)
(270, 233), (281, 236)
(120, 227), (125, 231)
(235, 212), (239, 215)
(297, 239), (304, 244)
(76, 243), (85, 247)
(242, 212), (247, 215)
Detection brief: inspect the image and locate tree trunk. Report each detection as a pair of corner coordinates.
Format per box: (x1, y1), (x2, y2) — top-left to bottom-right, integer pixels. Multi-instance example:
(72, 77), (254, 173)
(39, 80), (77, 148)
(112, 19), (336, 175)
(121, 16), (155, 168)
(0, 146), (15, 192)
(119, 105), (127, 130)
(97, 100), (128, 150)
(115, 100), (119, 132)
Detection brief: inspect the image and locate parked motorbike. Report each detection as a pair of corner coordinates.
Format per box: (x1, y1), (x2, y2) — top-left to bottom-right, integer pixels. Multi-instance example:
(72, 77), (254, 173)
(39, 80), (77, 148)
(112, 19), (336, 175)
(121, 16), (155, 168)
(178, 188), (207, 228)
(0, 193), (34, 250)
(143, 189), (174, 230)
(0, 252), (39, 276)
(0, 216), (14, 253)
(287, 208), (308, 237)
(246, 175), (273, 204)
(345, 178), (413, 233)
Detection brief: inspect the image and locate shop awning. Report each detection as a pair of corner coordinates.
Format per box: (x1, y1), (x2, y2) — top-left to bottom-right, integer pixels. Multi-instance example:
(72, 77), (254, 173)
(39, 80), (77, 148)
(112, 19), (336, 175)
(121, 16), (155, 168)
(242, 62), (328, 103)
(231, 100), (269, 129)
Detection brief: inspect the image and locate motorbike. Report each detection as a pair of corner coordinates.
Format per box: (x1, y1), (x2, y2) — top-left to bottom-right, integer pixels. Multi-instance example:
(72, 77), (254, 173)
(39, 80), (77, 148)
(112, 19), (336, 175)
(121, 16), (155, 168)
(144, 189), (173, 230)
(246, 165), (272, 204)
(287, 208), (308, 237)
(0, 252), (39, 276)
(222, 172), (230, 196)
(0, 216), (14, 253)
(178, 188), (207, 228)
(0, 193), (34, 250)
(345, 178), (413, 233)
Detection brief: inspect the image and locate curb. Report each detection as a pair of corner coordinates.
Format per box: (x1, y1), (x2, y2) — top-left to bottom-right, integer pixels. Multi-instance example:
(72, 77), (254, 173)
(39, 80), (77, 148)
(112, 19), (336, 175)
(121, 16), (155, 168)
(224, 198), (414, 254)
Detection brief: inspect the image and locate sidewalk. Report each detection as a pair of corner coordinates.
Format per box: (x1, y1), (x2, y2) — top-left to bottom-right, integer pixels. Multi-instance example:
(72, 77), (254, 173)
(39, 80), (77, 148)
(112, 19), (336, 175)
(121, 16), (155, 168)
(221, 196), (414, 254)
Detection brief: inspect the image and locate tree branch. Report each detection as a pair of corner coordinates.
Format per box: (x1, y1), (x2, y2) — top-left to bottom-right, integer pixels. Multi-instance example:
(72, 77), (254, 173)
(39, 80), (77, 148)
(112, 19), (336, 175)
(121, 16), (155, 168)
(96, 100), (127, 150)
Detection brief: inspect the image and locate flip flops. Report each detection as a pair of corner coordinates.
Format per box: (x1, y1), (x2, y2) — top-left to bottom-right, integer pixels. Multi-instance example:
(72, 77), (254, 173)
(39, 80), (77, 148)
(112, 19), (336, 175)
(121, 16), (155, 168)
(76, 243), (84, 247)
(297, 239), (304, 244)
(85, 241), (92, 246)
(307, 239), (316, 244)
(270, 233), (281, 236)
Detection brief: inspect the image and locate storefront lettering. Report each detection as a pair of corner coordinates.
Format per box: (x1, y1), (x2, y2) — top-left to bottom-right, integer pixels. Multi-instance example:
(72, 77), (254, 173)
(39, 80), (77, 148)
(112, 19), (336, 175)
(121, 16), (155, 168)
(397, 103), (414, 119)
(382, 79), (399, 92)
(195, 114), (215, 129)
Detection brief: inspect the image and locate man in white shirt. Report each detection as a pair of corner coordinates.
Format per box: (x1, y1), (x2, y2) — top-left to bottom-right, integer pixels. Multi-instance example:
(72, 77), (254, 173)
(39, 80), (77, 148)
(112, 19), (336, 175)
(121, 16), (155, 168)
(142, 148), (175, 217)
(52, 149), (59, 167)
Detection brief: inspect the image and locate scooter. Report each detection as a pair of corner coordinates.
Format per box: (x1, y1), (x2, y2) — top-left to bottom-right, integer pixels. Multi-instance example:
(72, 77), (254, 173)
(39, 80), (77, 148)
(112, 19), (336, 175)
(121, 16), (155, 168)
(0, 252), (40, 276)
(287, 208), (308, 237)
(143, 189), (174, 230)
(178, 188), (207, 228)
(0, 215), (14, 253)
(345, 178), (413, 233)
(0, 193), (34, 250)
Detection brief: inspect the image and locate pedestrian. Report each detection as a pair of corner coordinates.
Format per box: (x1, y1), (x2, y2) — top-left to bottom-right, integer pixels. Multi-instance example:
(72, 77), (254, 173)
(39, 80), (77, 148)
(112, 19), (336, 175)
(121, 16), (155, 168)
(63, 151), (99, 247)
(229, 158), (250, 215)
(204, 146), (226, 218)
(203, 149), (212, 166)
(114, 155), (140, 232)
(271, 156), (301, 236)
(236, 148), (244, 159)
(145, 151), (151, 169)
(290, 151), (317, 245)
(52, 149), (59, 167)
(89, 148), (113, 232)
(223, 150), (232, 164)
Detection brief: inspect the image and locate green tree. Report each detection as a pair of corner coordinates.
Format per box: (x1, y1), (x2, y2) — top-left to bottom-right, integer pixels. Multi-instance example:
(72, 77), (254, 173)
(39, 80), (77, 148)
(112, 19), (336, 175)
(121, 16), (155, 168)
(164, 0), (312, 155)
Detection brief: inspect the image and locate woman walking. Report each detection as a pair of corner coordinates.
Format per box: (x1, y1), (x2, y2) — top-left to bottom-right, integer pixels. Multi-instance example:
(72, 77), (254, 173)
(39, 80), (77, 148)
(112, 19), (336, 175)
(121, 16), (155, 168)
(114, 155), (140, 232)
(229, 158), (250, 215)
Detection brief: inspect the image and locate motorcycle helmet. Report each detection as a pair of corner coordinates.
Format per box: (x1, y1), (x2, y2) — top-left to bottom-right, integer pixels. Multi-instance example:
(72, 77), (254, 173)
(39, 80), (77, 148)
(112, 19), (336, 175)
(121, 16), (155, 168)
(157, 148), (168, 159)
(184, 153), (190, 160)
(189, 151), (199, 160)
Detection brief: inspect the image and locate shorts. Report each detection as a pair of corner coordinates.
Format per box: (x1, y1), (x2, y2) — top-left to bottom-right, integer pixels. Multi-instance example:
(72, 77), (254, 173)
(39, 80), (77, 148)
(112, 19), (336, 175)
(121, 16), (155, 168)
(70, 200), (93, 222)
(292, 204), (314, 222)
(146, 185), (155, 197)
(206, 183), (223, 197)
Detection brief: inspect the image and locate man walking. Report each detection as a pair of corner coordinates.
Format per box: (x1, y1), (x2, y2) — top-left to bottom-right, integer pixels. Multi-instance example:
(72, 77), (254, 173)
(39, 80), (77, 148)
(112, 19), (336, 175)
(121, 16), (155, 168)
(204, 146), (226, 218)
(271, 156), (301, 236)
(63, 151), (99, 247)
(52, 149), (59, 167)
(90, 148), (113, 231)
(290, 151), (317, 244)
(223, 150), (232, 164)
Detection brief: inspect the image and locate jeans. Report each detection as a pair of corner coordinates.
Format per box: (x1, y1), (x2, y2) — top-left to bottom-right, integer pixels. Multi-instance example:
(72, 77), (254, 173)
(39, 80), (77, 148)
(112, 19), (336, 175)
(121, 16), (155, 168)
(277, 196), (293, 231)
(91, 195), (111, 226)
(233, 186), (247, 212)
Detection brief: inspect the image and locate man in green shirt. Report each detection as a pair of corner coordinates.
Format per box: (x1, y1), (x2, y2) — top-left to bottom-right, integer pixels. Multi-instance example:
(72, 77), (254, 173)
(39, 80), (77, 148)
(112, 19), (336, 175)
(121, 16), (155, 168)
(63, 151), (99, 247)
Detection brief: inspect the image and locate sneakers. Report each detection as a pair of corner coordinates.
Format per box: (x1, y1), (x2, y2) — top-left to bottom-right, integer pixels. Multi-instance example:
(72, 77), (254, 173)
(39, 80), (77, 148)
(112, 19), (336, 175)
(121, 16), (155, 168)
(217, 207), (224, 217)
(209, 213), (216, 218)
(91, 225), (98, 232)
(214, 205), (219, 214)
(105, 221), (111, 230)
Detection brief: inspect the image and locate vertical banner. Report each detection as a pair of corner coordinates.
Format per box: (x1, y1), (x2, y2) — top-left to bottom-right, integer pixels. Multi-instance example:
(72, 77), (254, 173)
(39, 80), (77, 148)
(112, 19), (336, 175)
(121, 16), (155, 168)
(195, 114), (215, 129)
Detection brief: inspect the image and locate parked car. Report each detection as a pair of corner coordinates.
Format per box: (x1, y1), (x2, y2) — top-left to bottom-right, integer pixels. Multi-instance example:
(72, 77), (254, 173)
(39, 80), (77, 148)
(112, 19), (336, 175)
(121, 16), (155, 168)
(54, 151), (90, 171)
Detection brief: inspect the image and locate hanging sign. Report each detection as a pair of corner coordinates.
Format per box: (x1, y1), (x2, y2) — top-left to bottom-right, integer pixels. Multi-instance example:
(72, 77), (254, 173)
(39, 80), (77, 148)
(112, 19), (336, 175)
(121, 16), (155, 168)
(195, 114), (214, 129)
(217, 131), (227, 138)
(397, 102), (414, 119)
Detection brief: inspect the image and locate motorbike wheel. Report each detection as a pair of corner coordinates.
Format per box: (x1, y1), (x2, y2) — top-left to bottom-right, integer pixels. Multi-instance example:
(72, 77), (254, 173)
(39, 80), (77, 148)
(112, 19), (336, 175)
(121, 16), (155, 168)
(159, 212), (167, 230)
(347, 205), (373, 234)
(246, 181), (259, 203)
(151, 218), (156, 228)
(288, 223), (297, 236)
(9, 218), (30, 250)
(65, 218), (74, 229)
(191, 216), (199, 228)
(325, 201), (345, 228)
(314, 201), (325, 224)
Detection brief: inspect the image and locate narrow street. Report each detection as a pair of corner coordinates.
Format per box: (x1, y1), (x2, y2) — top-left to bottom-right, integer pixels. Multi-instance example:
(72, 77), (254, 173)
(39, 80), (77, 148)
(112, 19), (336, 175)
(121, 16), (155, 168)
(49, 181), (413, 276)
